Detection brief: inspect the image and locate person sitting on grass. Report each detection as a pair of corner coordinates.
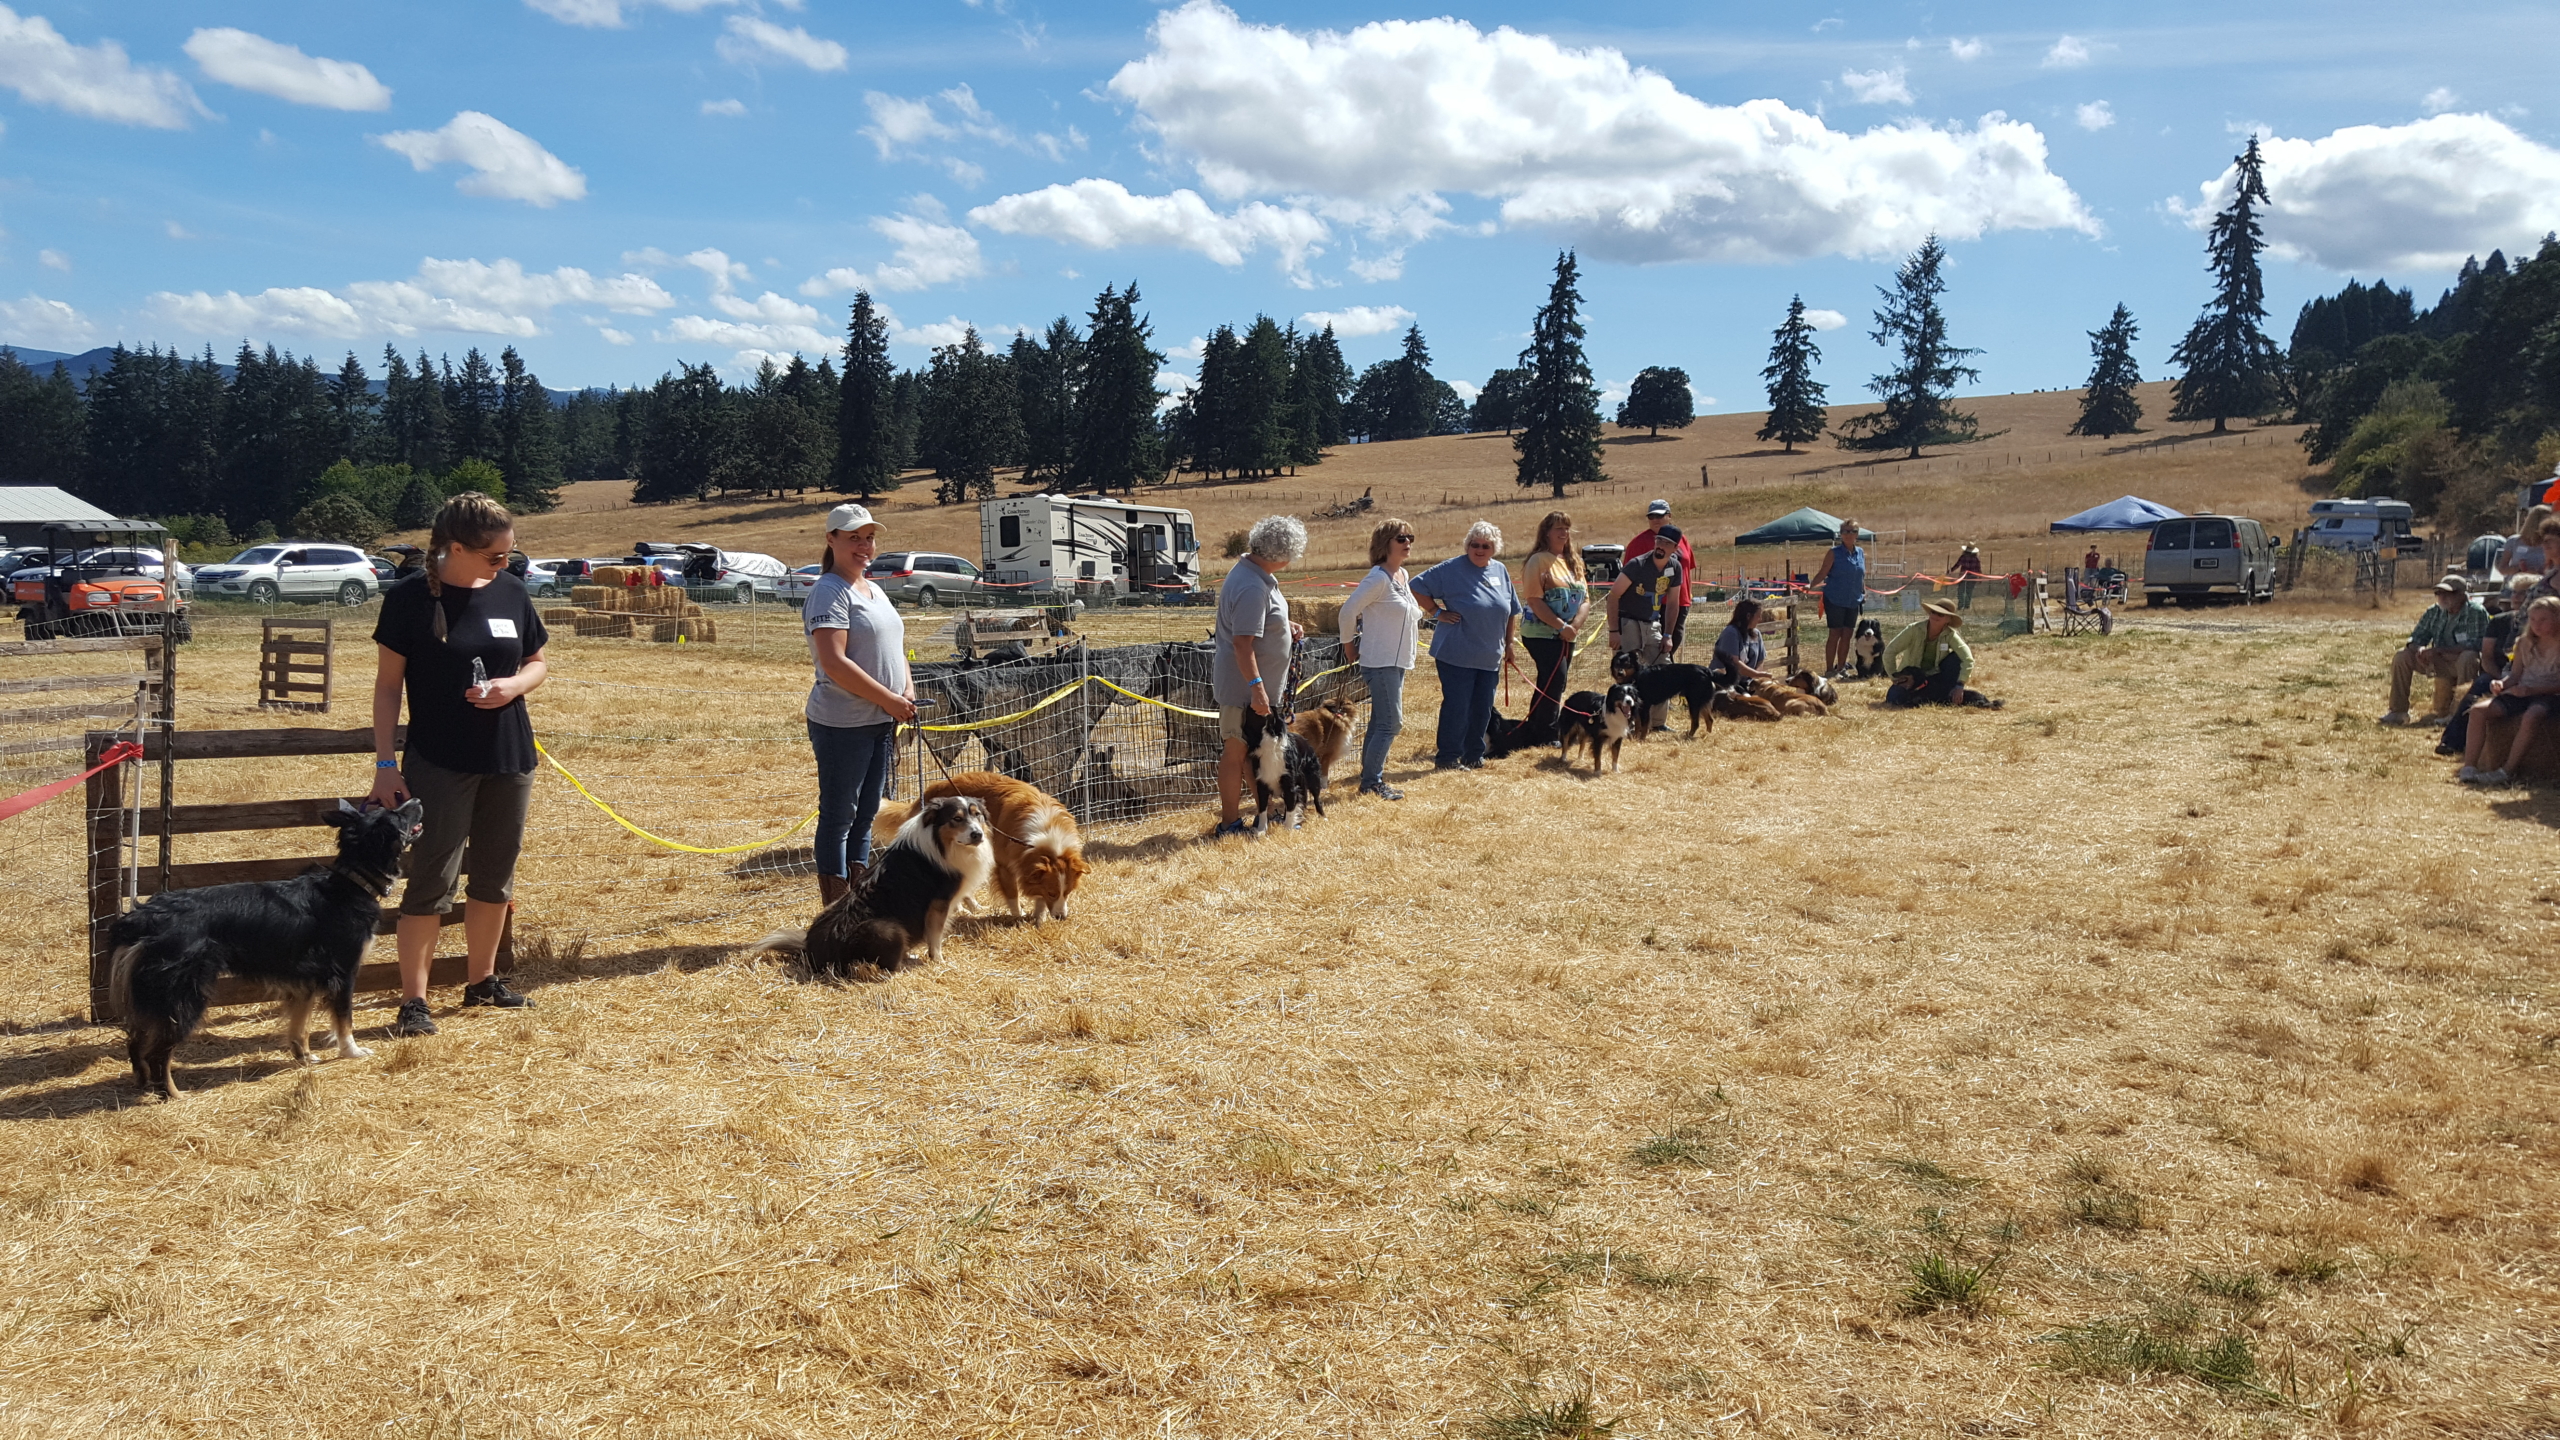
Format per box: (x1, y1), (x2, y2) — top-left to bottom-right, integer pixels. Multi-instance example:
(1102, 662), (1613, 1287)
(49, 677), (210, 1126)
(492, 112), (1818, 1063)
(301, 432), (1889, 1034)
(1210, 516), (1306, 838)
(2457, 595), (2560, 788)
(1710, 596), (1773, 687)
(1884, 599), (2001, 709)
(2380, 575), (2487, 728)
(2440, 574), (2538, 757)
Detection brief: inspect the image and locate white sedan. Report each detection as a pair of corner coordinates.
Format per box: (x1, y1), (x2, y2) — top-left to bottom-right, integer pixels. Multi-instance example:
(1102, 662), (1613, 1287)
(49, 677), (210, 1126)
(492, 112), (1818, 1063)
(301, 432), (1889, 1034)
(777, 564), (823, 606)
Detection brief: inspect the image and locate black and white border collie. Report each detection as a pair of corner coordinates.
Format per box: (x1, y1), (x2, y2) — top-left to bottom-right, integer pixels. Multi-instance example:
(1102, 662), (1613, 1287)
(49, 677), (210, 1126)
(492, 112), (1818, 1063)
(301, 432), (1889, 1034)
(108, 798), (425, 1100)
(1851, 618), (1886, 679)
(760, 796), (994, 976)
(1609, 651), (1721, 739)
(1241, 706), (1325, 832)
(1557, 684), (1640, 773)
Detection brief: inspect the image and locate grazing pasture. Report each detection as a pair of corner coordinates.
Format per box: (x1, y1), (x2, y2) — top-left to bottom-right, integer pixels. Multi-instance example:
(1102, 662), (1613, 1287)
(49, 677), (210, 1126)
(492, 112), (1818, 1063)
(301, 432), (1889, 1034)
(0, 589), (2554, 1436)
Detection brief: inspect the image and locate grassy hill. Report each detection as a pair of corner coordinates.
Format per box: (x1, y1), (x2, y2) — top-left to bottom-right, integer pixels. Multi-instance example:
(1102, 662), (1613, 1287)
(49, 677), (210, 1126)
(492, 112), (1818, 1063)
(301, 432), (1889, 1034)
(471, 381), (2316, 586)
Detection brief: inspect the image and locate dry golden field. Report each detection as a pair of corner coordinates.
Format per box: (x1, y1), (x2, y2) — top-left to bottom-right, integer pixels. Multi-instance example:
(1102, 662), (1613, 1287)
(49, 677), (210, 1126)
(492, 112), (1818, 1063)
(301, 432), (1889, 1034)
(1, 577), (2556, 1436)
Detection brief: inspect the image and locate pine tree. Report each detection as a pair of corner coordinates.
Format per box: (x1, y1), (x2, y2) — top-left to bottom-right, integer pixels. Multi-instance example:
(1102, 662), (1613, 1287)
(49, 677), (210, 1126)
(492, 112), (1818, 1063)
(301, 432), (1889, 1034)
(1838, 236), (1982, 459)
(1512, 250), (1607, 498)
(0, 351), (86, 489)
(409, 350), (451, 472)
(1616, 366), (1695, 437)
(634, 363), (731, 503)
(391, 471), (442, 528)
(919, 327), (1022, 503)
(496, 346), (563, 511)
(834, 292), (901, 497)
(1013, 318), (1083, 484)
(1757, 296), (1829, 452)
(730, 356), (833, 498)
(1291, 324), (1350, 451)
(447, 348), (501, 461)
(2070, 304), (2146, 438)
(2169, 135), (2283, 433)
(328, 352), (379, 462)
(1067, 283), (1166, 494)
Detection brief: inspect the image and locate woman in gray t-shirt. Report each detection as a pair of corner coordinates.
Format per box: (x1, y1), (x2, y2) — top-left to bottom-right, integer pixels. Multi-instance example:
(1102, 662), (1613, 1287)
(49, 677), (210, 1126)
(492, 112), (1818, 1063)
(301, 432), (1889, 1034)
(803, 504), (916, 906)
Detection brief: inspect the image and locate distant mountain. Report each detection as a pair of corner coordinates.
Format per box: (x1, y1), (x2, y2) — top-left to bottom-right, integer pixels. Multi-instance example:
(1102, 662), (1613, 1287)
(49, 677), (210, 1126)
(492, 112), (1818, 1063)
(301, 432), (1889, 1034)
(0, 344), (598, 403)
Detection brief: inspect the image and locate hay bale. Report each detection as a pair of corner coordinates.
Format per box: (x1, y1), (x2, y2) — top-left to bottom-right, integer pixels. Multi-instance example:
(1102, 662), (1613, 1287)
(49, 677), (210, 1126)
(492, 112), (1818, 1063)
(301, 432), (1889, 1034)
(680, 601), (705, 618)
(1289, 597), (1345, 634)
(573, 613), (638, 639)
(570, 585), (611, 606)
(688, 616), (718, 643)
(539, 607), (582, 626)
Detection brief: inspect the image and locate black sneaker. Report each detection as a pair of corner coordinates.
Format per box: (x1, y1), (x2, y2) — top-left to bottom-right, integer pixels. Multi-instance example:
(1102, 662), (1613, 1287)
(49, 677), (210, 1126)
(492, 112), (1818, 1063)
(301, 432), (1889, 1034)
(1359, 781), (1404, 801)
(390, 998), (437, 1037)
(1457, 758), (1485, 770)
(462, 976), (534, 1009)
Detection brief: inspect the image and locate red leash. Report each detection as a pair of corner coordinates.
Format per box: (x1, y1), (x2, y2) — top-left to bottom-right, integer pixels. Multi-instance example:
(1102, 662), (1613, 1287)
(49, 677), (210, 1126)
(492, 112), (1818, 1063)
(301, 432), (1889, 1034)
(0, 740), (143, 824)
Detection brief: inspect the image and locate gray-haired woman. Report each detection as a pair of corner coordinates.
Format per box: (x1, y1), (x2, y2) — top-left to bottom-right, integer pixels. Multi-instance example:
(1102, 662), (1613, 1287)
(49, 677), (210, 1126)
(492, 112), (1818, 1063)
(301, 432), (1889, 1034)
(1409, 520), (1522, 770)
(1211, 515), (1306, 837)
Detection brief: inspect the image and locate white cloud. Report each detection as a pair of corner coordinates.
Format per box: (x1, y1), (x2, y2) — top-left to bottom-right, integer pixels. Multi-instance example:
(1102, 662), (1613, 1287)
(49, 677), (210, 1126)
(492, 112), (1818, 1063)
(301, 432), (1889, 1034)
(1447, 378), (1479, 403)
(0, 5), (201, 128)
(1802, 308), (1847, 330)
(860, 84), (1075, 177)
(888, 315), (980, 351)
(717, 17), (846, 73)
(148, 256), (675, 340)
(184, 28), (390, 111)
(1347, 251), (1404, 282)
(0, 293), (93, 348)
(375, 112), (587, 206)
(700, 97), (747, 117)
(656, 246), (833, 355)
(2043, 36), (2091, 68)
(800, 205), (986, 295)
(1948, 38), (1985, 62)
(524, 0), (741, 28)
(2423, 87), (2459, 115)
(969, 178), (1331, 284)
(2176, 114), (2560, 272)
(599, 327), (635, 345)
(37, 247), (67, 271)
(2076, 101), (2114, 131)
(1298, 303), (1413, 338)
(1164, 335), (1206, 361)
(164, 220), (194, 240)
(1098, 2), (2093, 265)
(1841, 66), (1911, 107)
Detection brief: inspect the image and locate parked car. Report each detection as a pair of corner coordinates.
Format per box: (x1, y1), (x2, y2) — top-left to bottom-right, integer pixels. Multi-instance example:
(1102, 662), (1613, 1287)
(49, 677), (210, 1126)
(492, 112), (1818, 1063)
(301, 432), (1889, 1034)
(517, 555), (563, 596)
(630, 542), (791, 602)
(778, 563), (824, 605)
(193, 542), (379, 606)
(2143, 514), (2276, 607)
(867, 551), (991, 607)
(22, 546), (197, 599)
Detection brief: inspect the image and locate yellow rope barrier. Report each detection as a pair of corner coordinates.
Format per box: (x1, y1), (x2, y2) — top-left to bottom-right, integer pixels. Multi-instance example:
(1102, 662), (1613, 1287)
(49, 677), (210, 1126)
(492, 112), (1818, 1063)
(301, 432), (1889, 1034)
(535, 740), (818, 855)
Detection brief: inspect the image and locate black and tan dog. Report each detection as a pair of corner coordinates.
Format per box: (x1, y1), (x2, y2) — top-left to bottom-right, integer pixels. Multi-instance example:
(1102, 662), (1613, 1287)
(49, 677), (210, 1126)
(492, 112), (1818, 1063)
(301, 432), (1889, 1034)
(1558, 684), (1640, 773)
(1243, 705), (1326, 831)
(1609, 650), (1720, 739)
(760, 796), (994, 976)
(1483, 708), (1557, 760)
(108, 798), (425, 1100)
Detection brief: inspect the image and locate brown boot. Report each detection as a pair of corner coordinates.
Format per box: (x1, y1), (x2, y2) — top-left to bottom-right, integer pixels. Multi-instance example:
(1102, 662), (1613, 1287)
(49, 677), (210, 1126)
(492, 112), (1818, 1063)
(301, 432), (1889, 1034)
(818, 872), (850, 907)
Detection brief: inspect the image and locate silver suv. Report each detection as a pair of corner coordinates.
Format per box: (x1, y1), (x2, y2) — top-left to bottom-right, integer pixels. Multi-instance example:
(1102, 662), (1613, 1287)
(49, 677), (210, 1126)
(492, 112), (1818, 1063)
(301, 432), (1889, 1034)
(195, 542), (380, 606)
(867, 551), (990, 607)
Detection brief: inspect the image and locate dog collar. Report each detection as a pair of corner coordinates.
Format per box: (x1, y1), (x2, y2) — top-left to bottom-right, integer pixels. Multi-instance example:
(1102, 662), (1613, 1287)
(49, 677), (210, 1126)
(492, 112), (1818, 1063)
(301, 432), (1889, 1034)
(335, 862), (399, 898)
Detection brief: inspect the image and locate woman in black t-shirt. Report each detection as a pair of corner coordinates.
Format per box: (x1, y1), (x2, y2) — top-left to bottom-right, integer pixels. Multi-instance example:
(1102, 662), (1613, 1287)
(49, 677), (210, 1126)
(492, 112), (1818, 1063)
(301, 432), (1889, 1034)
(368, 492), (550, 1038)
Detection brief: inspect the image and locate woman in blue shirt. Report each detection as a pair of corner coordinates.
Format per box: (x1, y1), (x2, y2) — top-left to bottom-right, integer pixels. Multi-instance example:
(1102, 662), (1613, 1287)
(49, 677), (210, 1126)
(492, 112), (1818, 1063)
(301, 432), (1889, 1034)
(1808, 519), (1867, 680)
(1409, 521), (1523, 770)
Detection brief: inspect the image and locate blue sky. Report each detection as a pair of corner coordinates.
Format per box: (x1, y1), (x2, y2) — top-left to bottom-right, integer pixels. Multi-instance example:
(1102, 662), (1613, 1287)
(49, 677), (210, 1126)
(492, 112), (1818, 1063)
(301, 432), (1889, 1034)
(4, 0), (2558, 412)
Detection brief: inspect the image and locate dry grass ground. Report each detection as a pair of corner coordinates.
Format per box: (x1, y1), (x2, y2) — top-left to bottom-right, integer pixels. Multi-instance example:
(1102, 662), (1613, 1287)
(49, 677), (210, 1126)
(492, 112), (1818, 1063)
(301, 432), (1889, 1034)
(1, 594), (2555, 1438)
(442, 380), (2318, 590)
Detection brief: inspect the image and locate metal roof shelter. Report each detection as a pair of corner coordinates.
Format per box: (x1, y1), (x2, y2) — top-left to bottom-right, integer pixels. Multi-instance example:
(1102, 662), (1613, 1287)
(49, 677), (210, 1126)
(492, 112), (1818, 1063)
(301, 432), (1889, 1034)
(0, 486), (120, 545)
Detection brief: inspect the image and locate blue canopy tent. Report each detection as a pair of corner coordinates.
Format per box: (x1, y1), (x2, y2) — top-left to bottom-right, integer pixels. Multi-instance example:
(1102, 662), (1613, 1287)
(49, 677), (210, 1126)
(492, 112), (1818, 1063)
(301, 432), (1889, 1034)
(1734, 507), (1875, 546)
(2050, 496), (2184, 533)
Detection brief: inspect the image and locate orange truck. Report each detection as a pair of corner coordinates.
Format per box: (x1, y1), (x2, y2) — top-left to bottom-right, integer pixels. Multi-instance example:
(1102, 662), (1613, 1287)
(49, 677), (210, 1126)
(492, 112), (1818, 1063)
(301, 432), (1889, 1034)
(9, 522), (191, 643)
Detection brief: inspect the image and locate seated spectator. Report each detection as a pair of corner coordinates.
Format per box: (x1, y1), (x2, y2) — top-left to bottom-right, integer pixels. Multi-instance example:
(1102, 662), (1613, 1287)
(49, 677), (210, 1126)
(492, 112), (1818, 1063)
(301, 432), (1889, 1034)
(2380, 575), (2486, 727)
(1711, 597), (1772, 686)
(2457, 596), (2560, 787)
(2440, 574), (2538, 756)
(2503, 504), (2554, 578)
(1884, 600), (2001, 709)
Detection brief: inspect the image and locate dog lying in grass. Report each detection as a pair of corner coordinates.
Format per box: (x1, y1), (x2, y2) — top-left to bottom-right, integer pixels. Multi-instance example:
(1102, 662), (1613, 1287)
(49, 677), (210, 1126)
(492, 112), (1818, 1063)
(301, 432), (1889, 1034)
(109, 798), (424, 1100)
(1787, 669), (1839, 706)
(1483, 708), (1557, 760)
(762, 796), (992, 976)
(1712, 689), (1784, 723)
(1753, 677), (1832, 717)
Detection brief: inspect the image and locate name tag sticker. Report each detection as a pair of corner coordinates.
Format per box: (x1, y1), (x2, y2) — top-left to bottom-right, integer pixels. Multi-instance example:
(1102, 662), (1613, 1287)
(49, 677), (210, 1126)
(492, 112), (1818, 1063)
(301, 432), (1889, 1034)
(486, 618), (519, 638)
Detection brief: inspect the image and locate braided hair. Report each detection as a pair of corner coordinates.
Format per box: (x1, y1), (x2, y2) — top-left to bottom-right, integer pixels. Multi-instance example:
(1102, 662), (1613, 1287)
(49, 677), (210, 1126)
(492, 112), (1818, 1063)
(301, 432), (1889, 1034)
(424, 491), (513, 641)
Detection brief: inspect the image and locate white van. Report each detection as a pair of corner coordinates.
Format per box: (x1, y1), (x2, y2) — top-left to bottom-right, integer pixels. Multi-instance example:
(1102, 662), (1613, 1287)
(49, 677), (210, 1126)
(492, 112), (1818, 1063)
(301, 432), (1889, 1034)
(2143, 515), (2276, 607)
(2305, 498), (2415, 556)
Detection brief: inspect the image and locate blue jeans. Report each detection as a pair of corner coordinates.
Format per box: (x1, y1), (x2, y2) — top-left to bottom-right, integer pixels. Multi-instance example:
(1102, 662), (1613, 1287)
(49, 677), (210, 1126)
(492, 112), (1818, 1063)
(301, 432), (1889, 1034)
(1434, 661), (1500, 766)
(808, 719), (897, 877)
(1358, 665), (1406, 787)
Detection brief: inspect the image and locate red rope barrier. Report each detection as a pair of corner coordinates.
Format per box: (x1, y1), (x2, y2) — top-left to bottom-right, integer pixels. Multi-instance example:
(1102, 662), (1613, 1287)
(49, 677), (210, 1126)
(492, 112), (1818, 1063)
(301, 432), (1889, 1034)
(0, 740), (142, 824)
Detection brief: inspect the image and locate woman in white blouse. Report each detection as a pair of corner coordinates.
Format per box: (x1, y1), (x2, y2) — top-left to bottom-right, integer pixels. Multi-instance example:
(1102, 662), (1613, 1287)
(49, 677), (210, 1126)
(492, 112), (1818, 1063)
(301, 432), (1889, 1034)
(1338, 518), (1422, 800)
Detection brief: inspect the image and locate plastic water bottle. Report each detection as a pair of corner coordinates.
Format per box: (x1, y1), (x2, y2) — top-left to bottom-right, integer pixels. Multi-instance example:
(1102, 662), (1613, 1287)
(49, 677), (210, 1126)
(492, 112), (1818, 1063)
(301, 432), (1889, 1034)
(471, 656), (490, 700)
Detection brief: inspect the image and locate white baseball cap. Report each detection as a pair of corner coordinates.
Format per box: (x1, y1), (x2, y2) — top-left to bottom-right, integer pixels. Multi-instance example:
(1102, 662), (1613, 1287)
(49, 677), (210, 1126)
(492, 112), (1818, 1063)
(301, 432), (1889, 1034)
(1646, 499), (1670, 517)
(825, 503), (881, 534)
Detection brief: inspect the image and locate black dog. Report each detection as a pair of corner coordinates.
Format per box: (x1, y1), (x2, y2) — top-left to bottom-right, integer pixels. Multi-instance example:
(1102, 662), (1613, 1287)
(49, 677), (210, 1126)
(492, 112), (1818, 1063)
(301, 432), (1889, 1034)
(1483, 708), (1558, 760)
(761, 796), (994, 976)
(1241, 706), (1325, 831)
(1852, 617), (1886, 679)
(108, 798), (425, 1100)
(1557, 684), (1640, 773)
(1609, 651), (1721, 739)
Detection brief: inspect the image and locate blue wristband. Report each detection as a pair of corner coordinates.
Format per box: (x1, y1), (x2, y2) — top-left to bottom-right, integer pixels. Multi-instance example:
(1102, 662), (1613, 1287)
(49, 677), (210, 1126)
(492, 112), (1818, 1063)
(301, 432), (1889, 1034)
(375, 759), (398, 769)
(1248, 677), (1264, 687)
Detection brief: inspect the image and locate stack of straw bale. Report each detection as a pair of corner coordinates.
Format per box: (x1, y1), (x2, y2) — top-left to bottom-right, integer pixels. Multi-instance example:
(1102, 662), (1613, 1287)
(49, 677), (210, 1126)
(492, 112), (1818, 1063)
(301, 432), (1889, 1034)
(1288, 597), (1345, 634)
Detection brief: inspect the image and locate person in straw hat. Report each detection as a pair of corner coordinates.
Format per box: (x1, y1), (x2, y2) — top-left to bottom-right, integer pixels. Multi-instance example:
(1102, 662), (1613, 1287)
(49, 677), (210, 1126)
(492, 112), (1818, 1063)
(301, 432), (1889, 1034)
(803, 502), (917, 906)
(1884, 599), (2001, 709)
(1951, 541), (1985, 610)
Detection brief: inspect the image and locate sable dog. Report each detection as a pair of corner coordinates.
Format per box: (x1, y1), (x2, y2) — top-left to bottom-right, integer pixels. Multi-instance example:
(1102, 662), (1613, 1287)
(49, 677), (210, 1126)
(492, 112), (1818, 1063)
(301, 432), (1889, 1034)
(1851, 618), (1886, 679)
(1712, 688), (1785, 723)
(1751, 677), (1832, 717)
(893, 772), (1091, 922)
(1241, 705), (1325, 832)
(761, 796), (993, 975)
(1287, 696), (1356, 787)
(1610, 650), (1720, 739)
(1558, 684), (1640, 773)
(108, 798), (425, 1100)
(1787, 669), (1840, 706)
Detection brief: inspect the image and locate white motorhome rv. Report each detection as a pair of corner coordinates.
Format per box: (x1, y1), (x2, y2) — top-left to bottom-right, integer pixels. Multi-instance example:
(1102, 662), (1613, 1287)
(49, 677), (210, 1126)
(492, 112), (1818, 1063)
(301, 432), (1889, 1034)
(979, 494), (1200, 596)
(2304, 498), (2416, 555)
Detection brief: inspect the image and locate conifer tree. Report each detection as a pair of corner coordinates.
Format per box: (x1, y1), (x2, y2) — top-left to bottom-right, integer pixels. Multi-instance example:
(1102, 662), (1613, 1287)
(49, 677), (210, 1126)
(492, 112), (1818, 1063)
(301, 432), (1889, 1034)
(1067, 283), (1166, 494)
(1513, 250), (1607, 497)
(496, 346), (563, 511)
(634, 363), (730, 503)
(447, 348), (500, 461)
(1291, 324), (1350, 451)
(1469, 367), (1531, 434)
(1013, 317), (1083, 485)
(2070, 304), (2146, 438)
(2170, 136), (2283, 433)
(919, 327), (1022, 503)
(1616, 366), (1695, 437)
(328, 353), (378, 462)
(834, 291), (901, 497)
(1757, 296), (1829, 452)
(1838, 236), (1981, 459)
(0, 351), (86, 490)
(409, 350), (451, 473)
